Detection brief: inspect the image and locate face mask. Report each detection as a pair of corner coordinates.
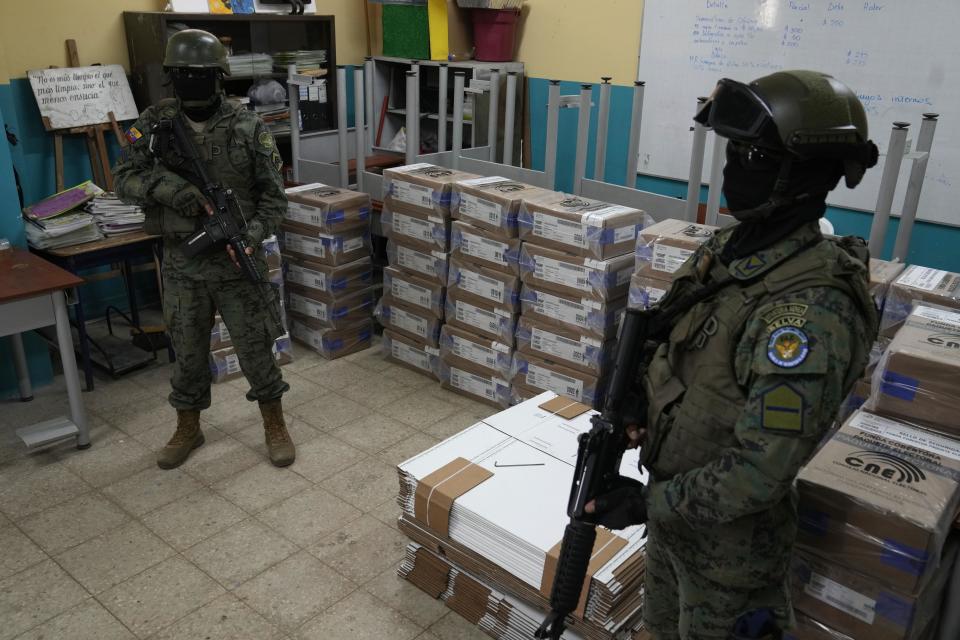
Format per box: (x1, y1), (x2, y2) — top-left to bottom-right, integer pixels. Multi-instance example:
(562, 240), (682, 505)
(170, 68), (221, 119)
(722, 141), (782, 215)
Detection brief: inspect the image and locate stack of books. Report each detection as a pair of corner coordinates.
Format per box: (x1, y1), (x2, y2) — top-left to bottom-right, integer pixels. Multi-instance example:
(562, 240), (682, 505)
(227, 53), (273, 76)
(272, 49), (327, 77)
(84, 193), (145, 236)
(22, 181), (104, 250)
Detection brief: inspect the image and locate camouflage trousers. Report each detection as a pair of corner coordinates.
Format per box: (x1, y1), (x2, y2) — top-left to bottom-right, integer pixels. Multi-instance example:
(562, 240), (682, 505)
(162, 270), (288, 411)
(643, 519), (793, 640)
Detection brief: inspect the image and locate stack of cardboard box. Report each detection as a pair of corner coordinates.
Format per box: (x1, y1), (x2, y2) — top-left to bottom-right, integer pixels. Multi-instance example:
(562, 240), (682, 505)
(378, 163), (481, 379)
(209, 235), (295, 382)
(628, 219), (716, 310)
(879, 265), (960, 340)
(280, 184), (376, 359)
(512, 193), (647, 407)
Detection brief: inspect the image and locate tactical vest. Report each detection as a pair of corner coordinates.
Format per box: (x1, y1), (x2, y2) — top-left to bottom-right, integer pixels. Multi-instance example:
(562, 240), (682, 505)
(143, 99), (258, 239)
(640, 229), (877, 480)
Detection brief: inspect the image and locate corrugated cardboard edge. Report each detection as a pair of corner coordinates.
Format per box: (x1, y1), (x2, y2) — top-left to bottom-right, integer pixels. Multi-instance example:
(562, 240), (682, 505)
(540, 527), (629, 619)
(539, 395), (592, 419)
(407, 546), (452, 599)
(414, 457), (493, 538)
(446, 570), (491, 624)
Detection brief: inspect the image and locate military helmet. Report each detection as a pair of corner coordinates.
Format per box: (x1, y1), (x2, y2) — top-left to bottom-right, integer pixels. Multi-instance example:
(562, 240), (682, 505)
(164, 29), (230, 75)
(695, 70), (878, 187)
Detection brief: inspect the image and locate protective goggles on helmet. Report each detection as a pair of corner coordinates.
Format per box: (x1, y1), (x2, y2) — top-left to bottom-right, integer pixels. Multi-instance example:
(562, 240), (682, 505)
(694, 78), (779, 147)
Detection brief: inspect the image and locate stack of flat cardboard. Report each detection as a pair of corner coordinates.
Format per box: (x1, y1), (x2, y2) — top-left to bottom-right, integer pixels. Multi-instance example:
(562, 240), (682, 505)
(280, 184), (376, 359)
(395, 392), (648, 638)
(628, 219), (716, 311)
(209, 235), (294, 382)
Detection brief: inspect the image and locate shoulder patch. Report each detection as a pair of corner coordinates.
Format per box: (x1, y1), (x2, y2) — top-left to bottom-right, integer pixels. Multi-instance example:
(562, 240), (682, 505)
(125, 126), (143, 144)
(258, 131), (275, 149)
(760, 383), (804, 433)
(761, 303), (808, 333)
(766, 326), (809, 368)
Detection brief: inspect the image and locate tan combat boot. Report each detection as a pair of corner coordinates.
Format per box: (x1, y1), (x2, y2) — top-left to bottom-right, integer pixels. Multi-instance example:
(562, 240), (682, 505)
(157, 410), (205, 469)
(260, 399), (295, 467)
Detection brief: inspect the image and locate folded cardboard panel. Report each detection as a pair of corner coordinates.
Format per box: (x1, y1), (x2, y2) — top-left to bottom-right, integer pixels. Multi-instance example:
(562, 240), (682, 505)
(870, 306), (960, 437)
(517, 192), (646, 260)
(796, 409), (960, 594)
(511, 352), (601, 407)
(286, 285), (375, 329)
(382, 202), (451, 252)
(450, 220), (522, 276)
(452, 176), (554, 238)
(448, 257), (521, 312)
(383, 265), (445, 318)
(519, 243), (634, 301)
(209, 333), (293, 383)
(520, 284), (626, 340)
(375, 295), (443, 346)
(634, 219), (716, 280)
(440, 323), (513, 379)
(382, 163), (480, 217)
(284, 183), (371, 233)
(386, 238), (450, 286)
(279, 223), (370, 266)
(446, 287), (519, 345)
(515, 315), (612, 377)
(880, 265), (960, 336)
(628, 272), (672, 311)
(289, 318), (373, 360)
(440, 360), (512, 408)
(284, 255), (373, 298)
(382, 329), (440, 380)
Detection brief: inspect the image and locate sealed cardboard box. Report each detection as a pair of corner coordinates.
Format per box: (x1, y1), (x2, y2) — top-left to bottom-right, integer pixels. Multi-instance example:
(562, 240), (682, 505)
(440, 359), (511, 408)
(447, 257), (521, 312)
(440, 323), (513, 379)
(515, 315), (612, 377)
(791, 542), (956, 640)
(263, 234), (282, 270)
(210, 333), (293, 383)
(628, 272), (672, 310)
(446, 287), (518, 345)
(635, 219), (716, 279)
(382, 329), (440, 380)
(452, 176), (553, 238)
(375, 296), (443, 346)
(796, 409), (960, 594)
(870, 306), (960, 437)
(881, 265), (960, 336)
(510, 352), (600, 407)
(518, 193), (647, 259)
(386, 238), (449, 286)
(450, 220), (522, 276)
(287, 285), (375, 329)
(838, 377), (872, 425)
(383, 265), (445, 318)
(289, 318), (373, 360)
(284, 255), (373, 298)
(519, 243), (634, 301)
(383, 163), (480, 217)
(210, 315), (232, 351)
(381, 203), (450, 251)
(870, 259), (907, 310)
(280, 223), (370, 266)
(284, 183), (371, 233)
(520, 284), (626, 340)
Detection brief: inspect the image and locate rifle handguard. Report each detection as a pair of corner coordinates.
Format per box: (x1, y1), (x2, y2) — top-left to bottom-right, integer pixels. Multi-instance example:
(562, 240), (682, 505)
(535, 521), (596, 639)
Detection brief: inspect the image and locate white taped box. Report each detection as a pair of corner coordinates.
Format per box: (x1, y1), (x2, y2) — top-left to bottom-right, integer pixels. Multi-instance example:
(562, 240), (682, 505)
(448, 257), (521, 312)
(515, 315), (612, 377)
(383, 265), (445, 318)
(382, 329), (440, 380)
(382, 202), (451, 252)
(284, 183), (371, 233)
(289, 318), (373, 360)
(279, 222), (370, 266)
(452, 176), (554, 238)
(634, 219), (716, 280)
(519, 243), (634, 301)
(383, 163), (481, 217)
(518, 192), (647, 260)
(284, 255), (373, 297)
(510, 352), (600, 407)
(797, 409), (960, 595)
(446, 287), (518, 346)
(386, 238), (450, 286)
(286, 285), (376, 329)
(375, 296), (443, 346)
(451, 220), (522, 276)
(209, 333), (293, 383)
(880, 265), (960, 337)
(440, 323), (513, 379)
(440, 360), (512, 408)
(520, 284), (626, 340)
(628, 273), (671, 311)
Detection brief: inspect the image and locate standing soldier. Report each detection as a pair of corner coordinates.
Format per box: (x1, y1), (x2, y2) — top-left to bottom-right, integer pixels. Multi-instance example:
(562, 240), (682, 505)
(114, 29), (295, 469)
(585, 71), (880, 639)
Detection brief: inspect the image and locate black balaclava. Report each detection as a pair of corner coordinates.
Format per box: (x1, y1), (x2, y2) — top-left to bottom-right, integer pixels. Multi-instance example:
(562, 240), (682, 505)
(720, 140), (843, 263)
(171, 68), (222, 122)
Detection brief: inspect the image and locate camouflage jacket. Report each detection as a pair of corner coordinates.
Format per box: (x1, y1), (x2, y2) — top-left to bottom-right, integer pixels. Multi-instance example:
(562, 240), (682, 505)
(114, 96), (286, 281)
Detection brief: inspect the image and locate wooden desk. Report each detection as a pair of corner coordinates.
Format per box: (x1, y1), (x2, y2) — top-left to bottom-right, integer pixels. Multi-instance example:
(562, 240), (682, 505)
(0, 249), (90, 449)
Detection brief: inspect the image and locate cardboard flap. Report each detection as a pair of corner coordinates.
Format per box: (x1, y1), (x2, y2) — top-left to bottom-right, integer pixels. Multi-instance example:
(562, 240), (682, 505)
(407, 547), (451, 599)
(539, 527), (628, 619)
(539, 395), (592, 419)
(414, 457), (493, 538)
(445, 571), (490, 624)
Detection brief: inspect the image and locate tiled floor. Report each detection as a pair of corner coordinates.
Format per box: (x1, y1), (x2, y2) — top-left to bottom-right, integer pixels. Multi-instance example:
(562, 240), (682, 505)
(0, 340), (496, 640)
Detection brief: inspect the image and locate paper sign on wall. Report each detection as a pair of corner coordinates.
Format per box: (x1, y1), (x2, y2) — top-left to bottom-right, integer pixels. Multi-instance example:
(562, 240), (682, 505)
(27, 65), (139, 130)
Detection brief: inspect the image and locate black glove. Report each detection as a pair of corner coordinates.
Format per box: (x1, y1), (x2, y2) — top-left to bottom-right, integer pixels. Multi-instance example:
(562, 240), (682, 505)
(588, 477), (648, 531)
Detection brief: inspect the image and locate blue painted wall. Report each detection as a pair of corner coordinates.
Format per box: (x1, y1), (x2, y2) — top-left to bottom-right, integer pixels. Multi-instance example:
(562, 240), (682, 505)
(527, 78), (960, 273)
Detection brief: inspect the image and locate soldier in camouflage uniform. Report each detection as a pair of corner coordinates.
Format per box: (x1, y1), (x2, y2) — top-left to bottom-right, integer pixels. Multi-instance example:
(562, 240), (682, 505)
(585, 71), (881, 639)
(114, 29), (295, 469)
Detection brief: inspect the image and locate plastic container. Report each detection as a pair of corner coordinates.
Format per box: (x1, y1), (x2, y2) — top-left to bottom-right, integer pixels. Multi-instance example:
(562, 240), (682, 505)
(471, 9), (520, 62)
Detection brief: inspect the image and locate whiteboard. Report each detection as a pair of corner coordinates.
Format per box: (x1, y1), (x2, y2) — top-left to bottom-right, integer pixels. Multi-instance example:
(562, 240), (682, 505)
(637, 0), (960, 227)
